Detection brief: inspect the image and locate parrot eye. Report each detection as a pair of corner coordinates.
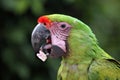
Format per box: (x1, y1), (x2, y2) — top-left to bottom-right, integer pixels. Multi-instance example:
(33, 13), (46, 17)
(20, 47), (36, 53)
(58, 22), (71, 31)
(60, 24), (66, 28)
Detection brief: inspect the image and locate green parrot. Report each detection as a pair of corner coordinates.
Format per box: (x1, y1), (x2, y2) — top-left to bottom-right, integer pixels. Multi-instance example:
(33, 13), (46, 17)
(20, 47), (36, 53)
(31, 14), (120, 80)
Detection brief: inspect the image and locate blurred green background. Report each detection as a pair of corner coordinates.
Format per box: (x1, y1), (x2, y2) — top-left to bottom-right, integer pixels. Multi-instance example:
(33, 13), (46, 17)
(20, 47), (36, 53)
(0, 0), (120, 80)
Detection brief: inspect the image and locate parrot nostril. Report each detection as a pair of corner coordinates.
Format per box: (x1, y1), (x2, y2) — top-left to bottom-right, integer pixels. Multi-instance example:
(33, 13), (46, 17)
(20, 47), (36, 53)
(43, 23), (46, 25)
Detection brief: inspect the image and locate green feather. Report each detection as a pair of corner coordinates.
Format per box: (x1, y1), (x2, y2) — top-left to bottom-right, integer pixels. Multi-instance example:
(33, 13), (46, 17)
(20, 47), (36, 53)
(47, 14), (120, 80)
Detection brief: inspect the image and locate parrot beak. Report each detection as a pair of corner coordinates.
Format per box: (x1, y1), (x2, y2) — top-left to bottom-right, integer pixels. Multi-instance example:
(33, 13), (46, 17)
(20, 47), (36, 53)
(31, 23), (50, 53)
(31, 23), (66, 61)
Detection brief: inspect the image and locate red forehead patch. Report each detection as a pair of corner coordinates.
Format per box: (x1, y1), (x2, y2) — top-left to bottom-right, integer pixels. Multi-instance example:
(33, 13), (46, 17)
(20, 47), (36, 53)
(37, 16), (51, 29)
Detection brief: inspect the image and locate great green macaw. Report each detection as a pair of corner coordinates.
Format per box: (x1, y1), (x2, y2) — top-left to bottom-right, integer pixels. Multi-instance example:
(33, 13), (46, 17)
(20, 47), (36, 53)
(31, 14), (120, 80)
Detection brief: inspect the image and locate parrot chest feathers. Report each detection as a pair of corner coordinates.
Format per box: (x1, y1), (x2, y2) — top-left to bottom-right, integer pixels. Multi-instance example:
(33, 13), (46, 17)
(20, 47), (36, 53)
(57, 59), (93, 80)
(58, 58), (120, 80)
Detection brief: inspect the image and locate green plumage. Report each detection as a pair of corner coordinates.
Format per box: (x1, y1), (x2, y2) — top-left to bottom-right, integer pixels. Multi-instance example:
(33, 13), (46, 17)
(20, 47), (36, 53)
(47, 14), (120, 80)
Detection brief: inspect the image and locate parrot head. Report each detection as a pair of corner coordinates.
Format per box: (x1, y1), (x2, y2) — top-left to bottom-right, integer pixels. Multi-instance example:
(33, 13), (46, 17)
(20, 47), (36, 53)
(31, 14), (96, 61)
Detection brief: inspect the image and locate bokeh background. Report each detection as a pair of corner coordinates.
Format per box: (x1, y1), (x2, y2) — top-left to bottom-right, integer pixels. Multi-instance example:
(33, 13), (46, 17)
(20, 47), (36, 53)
(0, 0), (120, 80)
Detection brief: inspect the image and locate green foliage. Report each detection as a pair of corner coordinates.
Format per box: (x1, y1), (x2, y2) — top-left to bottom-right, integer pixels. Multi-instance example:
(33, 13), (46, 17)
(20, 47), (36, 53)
(0, 0), (120, 80)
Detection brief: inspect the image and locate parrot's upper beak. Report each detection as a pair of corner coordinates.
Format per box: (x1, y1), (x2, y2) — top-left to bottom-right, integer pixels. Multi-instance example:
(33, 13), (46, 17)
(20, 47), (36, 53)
(31, 23), (50, 53)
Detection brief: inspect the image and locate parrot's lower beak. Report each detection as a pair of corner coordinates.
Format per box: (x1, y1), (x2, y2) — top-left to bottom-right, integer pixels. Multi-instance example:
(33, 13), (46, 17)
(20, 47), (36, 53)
(31, 23), (66, 61)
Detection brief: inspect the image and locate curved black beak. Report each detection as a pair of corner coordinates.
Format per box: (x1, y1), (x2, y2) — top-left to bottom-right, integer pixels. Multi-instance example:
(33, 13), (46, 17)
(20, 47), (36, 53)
(31, 24), (50, 53)
(31, 23), (67, 59)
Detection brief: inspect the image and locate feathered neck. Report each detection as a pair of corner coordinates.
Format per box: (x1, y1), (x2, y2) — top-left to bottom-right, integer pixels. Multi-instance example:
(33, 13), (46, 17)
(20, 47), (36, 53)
(62, 28), (112, 64)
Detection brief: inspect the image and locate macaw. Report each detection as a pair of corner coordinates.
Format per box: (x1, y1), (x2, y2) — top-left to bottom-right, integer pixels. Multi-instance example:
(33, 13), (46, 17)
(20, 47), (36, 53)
(31, 14), (120, 80)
